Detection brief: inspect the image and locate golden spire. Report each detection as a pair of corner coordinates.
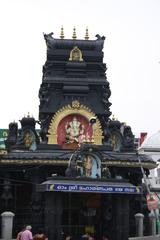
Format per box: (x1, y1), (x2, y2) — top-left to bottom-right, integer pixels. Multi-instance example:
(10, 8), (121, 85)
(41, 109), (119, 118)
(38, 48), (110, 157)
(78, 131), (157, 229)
(72, 26), (77, 39)
(85, 27), (89, 40)
(60, 26), (64, 39)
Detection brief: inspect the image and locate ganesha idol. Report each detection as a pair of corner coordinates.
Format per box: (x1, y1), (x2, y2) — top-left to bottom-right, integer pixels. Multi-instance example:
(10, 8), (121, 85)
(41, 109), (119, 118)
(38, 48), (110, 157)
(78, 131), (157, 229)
(65, 117), (91, 145)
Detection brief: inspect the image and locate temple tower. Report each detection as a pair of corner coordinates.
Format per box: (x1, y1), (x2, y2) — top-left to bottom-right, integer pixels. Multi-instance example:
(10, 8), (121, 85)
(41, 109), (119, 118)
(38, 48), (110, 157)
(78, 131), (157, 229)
(1, 28), (156, 240)
(39, 29), (111, 144)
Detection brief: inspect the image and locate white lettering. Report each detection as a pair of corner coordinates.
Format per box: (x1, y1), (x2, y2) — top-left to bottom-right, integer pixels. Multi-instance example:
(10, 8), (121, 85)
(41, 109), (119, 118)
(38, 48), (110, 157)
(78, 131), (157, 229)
(69, 185), (78, 191)
(115, 188), (123, 192)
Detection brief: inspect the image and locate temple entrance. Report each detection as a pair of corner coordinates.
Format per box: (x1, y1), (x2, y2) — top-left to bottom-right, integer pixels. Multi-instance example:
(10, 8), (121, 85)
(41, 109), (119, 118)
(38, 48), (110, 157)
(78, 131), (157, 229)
(41, 179), (133, 240)
(41, 179), (136, 240)
(61, 192), (102, 239)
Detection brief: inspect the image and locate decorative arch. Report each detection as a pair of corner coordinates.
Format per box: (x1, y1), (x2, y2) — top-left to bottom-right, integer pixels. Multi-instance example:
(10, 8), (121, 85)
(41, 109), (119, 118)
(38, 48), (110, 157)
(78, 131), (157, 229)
(69, 46), (83, 61)
(47, 100), (103, 145)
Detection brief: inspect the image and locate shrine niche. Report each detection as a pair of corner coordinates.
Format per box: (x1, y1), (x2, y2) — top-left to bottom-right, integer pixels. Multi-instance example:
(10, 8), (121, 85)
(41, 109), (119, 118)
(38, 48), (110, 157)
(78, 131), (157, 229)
(69, 46), (83, 61)
(81, 154), (101, 178)
(65, 152), (102, 179)
(47, 100), (103, 145)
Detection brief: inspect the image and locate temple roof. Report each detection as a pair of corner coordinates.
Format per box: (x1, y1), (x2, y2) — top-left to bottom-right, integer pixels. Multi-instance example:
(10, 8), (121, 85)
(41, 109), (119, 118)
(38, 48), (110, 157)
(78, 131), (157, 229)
(43, 32), (105, 51)
(0, 148), (156, 169)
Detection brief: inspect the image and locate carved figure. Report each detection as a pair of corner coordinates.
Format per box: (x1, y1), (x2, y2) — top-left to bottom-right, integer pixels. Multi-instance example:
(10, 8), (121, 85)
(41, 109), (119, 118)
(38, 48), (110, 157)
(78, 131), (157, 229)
(21, 130), (37, 150)
(24, 132), (33, 148)
(5, 122), (18, 149)
(102, 167), (111, 178)
(83, 155), (93, 177)
(65, 117), (85, 144)
(123, 125), (134, 148)
(65, 161), (80, 177)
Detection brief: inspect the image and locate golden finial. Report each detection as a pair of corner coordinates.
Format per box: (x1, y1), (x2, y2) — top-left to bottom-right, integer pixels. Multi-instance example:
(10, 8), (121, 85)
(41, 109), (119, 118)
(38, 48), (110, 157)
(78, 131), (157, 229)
(60, 26), (64, 39)
(72, 26), (77, 39)
(85, 27), (89, 40)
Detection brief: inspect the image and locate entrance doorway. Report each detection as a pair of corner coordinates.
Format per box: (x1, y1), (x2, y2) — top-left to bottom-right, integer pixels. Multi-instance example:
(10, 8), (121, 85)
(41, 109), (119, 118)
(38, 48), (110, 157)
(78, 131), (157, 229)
(61, 192), (102, 239)
(43, 188), (130, 240)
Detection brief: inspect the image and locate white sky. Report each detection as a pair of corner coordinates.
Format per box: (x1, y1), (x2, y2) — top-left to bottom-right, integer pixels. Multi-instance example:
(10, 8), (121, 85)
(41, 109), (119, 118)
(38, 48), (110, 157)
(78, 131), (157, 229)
(0, 0), (160, 137)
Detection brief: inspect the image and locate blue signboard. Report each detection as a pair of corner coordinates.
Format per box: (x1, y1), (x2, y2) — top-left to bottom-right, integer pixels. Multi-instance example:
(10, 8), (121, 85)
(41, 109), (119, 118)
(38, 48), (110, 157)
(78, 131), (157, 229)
(46, 183), (141, 194)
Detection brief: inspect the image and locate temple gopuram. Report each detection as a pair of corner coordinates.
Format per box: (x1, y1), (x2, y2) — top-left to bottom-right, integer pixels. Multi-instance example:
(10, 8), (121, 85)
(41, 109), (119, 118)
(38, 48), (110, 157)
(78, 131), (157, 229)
(0, 27), (156, 240)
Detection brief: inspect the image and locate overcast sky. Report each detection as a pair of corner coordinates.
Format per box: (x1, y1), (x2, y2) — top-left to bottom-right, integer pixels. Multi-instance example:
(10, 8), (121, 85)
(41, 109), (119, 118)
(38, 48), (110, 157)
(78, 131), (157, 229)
(0, 0), (160, 137)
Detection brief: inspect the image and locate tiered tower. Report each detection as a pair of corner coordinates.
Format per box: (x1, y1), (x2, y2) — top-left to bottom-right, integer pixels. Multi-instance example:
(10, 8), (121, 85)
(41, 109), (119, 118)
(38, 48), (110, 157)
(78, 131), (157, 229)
(39, 29), (111, 144)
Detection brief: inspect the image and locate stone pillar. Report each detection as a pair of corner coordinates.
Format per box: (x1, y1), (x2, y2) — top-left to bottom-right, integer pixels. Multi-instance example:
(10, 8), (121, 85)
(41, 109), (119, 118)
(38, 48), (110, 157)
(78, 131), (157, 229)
(1, 211), (15, 240)
(149, 211), (156, 236)
(135, 213), (144, 237)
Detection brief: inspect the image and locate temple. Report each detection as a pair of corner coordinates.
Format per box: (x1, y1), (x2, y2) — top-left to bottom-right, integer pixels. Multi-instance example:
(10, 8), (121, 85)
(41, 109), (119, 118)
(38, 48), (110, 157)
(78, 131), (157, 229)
(0, 27), (156, 240)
